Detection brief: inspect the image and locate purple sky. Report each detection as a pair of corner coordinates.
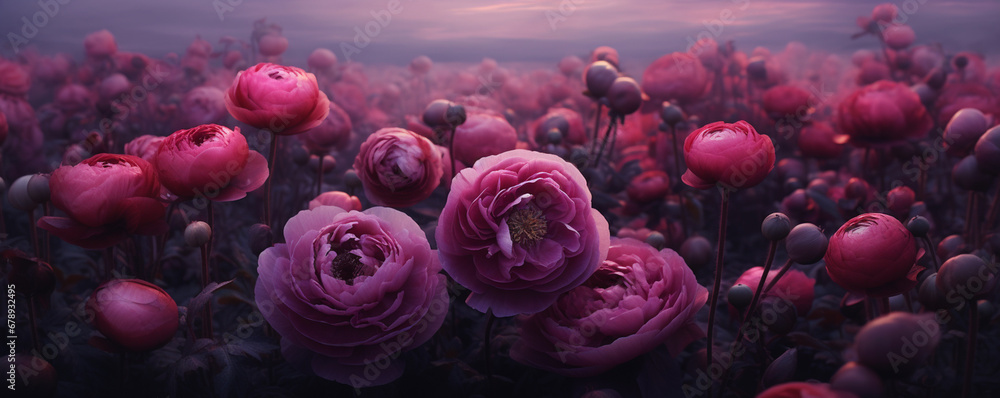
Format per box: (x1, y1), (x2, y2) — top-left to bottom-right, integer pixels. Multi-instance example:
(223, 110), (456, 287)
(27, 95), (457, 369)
(2, 0), (998, 68)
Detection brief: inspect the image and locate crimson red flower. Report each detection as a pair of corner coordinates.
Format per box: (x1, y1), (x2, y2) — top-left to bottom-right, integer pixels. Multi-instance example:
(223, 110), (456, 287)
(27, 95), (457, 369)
(762, 85), (814, 120)
(225, 63), (330, 135)
(825, 213), (922, 297)
(154, 124), (269, 201)
(733, 266), (815, 316)
(682, 121), (775, 190)
(836, 80), (932, 147)
(38, 154), (167, 249)
(798, 122), (847, 159)
(88, 279), (178, 351)
(300, 102), (353, 154)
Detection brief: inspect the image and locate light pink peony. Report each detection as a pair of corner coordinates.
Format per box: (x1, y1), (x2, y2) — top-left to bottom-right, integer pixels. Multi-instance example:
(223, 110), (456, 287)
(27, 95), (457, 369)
(225, 63), (330, 135)
(436, 149), (610, 316)
(83, 29), (118, 58)
(124, 135), (166, 163)
(255, 206), (447, 386)
(642, 52), (710, 104)
(180, 86), (227, 127)
(510, 238), (707, 377)
(0, 61), (30, 97)
(308, 191), (362, 211)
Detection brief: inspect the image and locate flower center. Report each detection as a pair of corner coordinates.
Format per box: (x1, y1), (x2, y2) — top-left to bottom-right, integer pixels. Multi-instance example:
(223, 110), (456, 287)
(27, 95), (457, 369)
(325, 238), (374, 285)
(192, 131), (217, 146)
(584, 264), (630, 289)
(508, 207), (547, 245)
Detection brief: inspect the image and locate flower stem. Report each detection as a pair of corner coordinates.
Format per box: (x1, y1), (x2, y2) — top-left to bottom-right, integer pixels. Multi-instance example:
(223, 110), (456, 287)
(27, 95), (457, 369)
(963, 301), (978, 398)
(448, 126), (457, 181)
(591, 102), (603, 157)
(595, 117), (617, 166)
(745, 240), (778, 323)
(762, 259), (794, 295)
(921, 236), (940, 273)
(28, 208), (40, 258)
(670, 125), (682, 189)
(316, 154), (324, 197)
(264, 132), (278, 228)
(720, 239), (779, 395)
(200, 244), (213, 339)
(484, 310), (496, 397)
(705, 186), (731, 391)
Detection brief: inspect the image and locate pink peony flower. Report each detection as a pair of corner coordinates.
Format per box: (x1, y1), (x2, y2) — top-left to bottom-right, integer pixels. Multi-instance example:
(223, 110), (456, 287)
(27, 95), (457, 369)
(733, 266), (815, 316)
(300, 102), (353, 154)
(882, 25), (915, 50)
(308, 191), (362, 211)
(307, 48), (338, 72)
(682, 121), (776, 190)
(0, 61), (30, 97)
(510, 238), (707, 377)
(54, 84), (95, 113)
(641, 52), (710, 104)
(38, 154), (167, 249)
(436, 149), (611, 316)
(452, 111), (518, 167)
(825, 213), (921, 297)
(836, 80), (932, 147)
(353, 127), (443, 207)
(180, 86), (227, 127)
(87, 279), (178, 351)
(153, 124), (268, 201)
(798, 122), (847, 160)
(762, 85), (814, 119)
(225, 63), (330, 135)
(757, 382), (856, 398)
(255, 206), (447, 386)
(83, 29), (118, 58)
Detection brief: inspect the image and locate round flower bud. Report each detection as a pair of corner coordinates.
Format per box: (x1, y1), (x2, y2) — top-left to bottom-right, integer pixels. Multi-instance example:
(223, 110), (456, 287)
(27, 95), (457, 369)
(953, 155), (993, 192)
(606, 76), (643, 115)
(784, 223), (827, 264)
(184, 221), (212, 247)
(978, 300), (995, 325)
(88, 279), (179, 351)
(680, 236), (712, 270)
(830, 362), (884, 398)
(943, 108), (990, 157)
(27, 174), (50, 203)
(974, 125), (1000, 174)
(584, 61), (618, 98)
(761, 348), (797, 388)
(309, 154), (337, 173)
(917, 274), (949, 310)
(746, 58), (767, 81)
(8, 175), (38, 211)
(761, 212), (792, 241)
(845, 177), (870, 200)
(906, 216), (930, 237)
(727, 284), (753, 310)
(660, 102), (684, 127)
(343, 169), (362, 192)
(825, 214), (919, 296)
(936, 254), (996, 303)
(854, 312), (940, 375)
(645, 231), (666, 250)
(249, 223), (273, 256)
(546, 128), (563, 145)
(937, 234), (967, 260)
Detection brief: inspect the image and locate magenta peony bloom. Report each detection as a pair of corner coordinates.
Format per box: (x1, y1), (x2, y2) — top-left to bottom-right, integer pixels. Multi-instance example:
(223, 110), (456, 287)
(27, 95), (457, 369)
(798, 122), (846, 160)
(836, 80), (932, 147)
(308, 191), (362, 211)
(732, 266), (815, 316)
(641, 52), (710, 104)
(87, 279), (178, 351)
(762, 85), (814, 119)
(38, 154), (167, 249)
(757, 382), (856, 398)
(353, 127), (443, 207)
(300, 102), (353, 154)
(452, 111), (518, 167)
(510, 238), (706, 377)
(255, 206), (448, 386)
(436, 149), (611, 317)
(154, 124), (268, 201)
(682, 121), (776, 190)
(83, 29), (118, 58)
(225, 63), (330, 135)
(0, 60), (30, 97)
(124, 135), (166, 163)
(825, 213), (921, 297)
(180, 86), (227, 127)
